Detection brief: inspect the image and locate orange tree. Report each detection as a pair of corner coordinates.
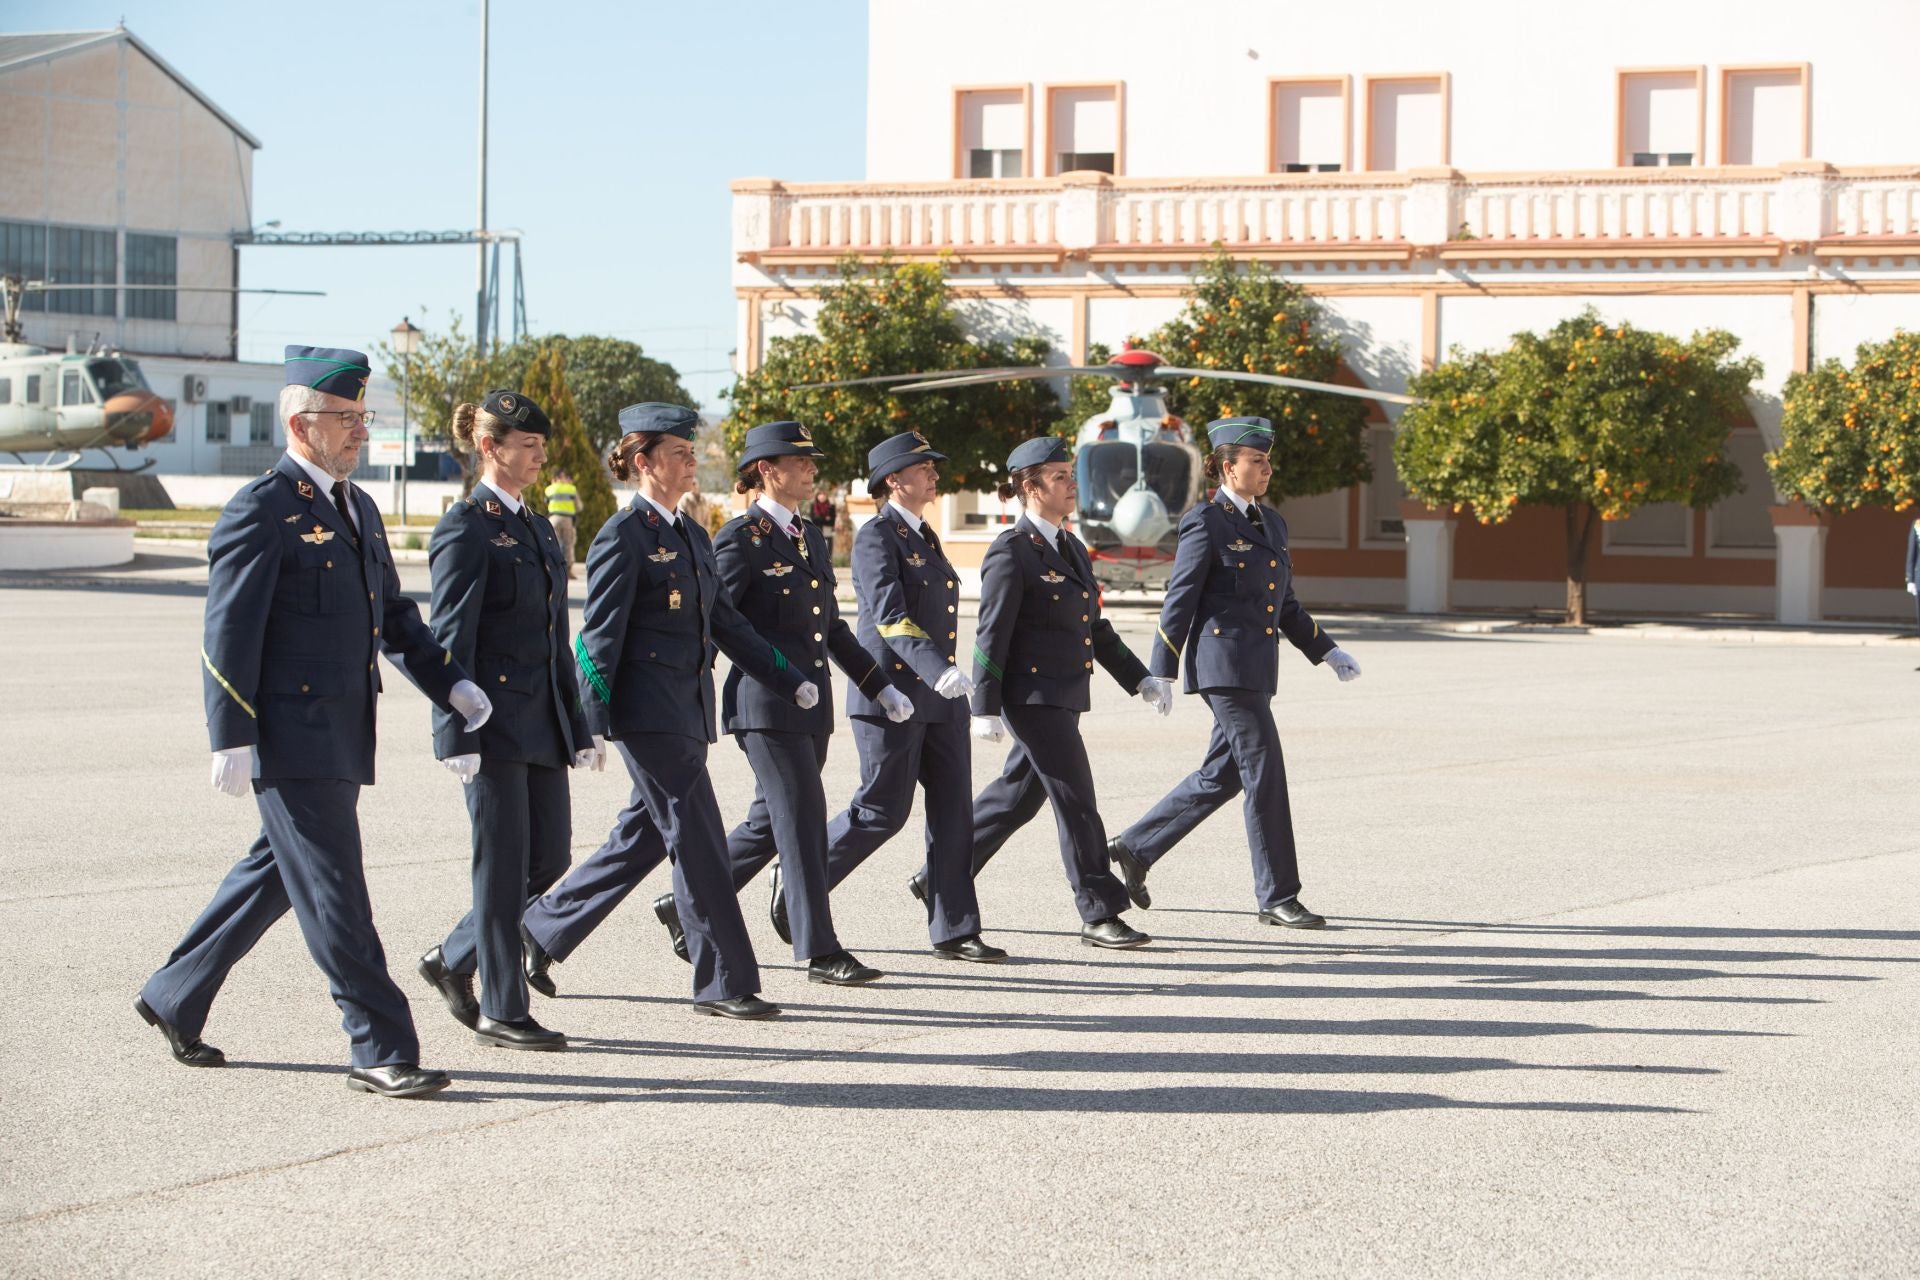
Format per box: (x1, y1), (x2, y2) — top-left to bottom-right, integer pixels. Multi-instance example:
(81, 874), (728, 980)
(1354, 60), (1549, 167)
(1769, 330), (1920, 513)
(1394, 310), (1758, 623)
(723, 255), (1063, 493)
(1067, 251), (1372, 501)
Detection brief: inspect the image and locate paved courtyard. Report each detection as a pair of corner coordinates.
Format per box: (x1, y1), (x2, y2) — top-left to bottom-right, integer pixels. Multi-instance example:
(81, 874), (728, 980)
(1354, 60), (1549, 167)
(2, 549), (1916, 1277)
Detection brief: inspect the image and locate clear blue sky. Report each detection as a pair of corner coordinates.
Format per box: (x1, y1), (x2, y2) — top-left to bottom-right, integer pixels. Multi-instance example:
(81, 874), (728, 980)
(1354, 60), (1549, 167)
(6, 0), (868, 407)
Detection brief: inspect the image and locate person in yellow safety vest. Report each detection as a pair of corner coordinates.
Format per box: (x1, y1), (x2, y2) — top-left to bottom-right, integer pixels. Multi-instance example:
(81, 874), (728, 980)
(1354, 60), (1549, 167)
(545, 470), (580, 576)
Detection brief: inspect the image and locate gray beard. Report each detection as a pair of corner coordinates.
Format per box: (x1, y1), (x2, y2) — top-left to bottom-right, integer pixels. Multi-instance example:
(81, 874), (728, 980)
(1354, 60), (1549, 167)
(303, 438), (358, 482)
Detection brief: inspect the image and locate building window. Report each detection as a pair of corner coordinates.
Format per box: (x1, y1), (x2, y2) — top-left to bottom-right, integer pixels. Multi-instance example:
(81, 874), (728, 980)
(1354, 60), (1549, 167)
(1270, 77), (1350, 173)
(1045, 83), (1123, 176)
(205, 402), (231, 444)
(1277, 488), (1348, 548)
(250, 402), (276, 445)
(1720, 64), (1809, 166)
(954, 86), (1030, 179)
(45, 227), (116, 315)
(1603, 503), (1693, 555)
(1616, 68), (1705, 168)
(1363, 74), (1448, 172)
(1708, 430), (1777, 553)
(125, 233), (177, 321)
(0, 221), (49, 313)
(1362, 426), (1406, 543)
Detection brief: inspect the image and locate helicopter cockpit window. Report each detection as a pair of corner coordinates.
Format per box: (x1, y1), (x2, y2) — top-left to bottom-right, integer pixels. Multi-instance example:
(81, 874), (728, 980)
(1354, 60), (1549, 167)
(0, 377), (10, 405)
(88, 359), (149, 399)
(61, 370), (95, 405)
(25, 374), (41, 404)
(1074, 442), (1196, 522)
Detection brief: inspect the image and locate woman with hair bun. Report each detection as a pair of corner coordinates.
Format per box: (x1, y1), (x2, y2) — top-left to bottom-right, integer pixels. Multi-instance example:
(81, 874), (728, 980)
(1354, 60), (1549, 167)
(416, 389), (595, 1052)
(517, 403), (817, 1020)
(1107, 417), (1363, 929)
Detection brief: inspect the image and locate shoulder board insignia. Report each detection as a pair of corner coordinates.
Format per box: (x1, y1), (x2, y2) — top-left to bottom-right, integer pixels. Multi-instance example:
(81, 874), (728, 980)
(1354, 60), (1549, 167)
(645, 509), (660, 527)
(296, 480), (314, 499)
(1039, 570), (1065, 583)
(905, 552), (927, 568)
(647, 547), (679, 563)
(283, 514), (301, 524)
(763, 562), (795, 577)
(1227, 538), (1253, 552)
(491, 532), (519, 548)
(484, 500), (502, 515)
(298, 524), (334, 544)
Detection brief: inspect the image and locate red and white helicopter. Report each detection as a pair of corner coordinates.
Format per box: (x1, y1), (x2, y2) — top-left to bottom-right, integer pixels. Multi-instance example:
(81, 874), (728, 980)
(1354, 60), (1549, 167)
(800, 346), (1414, 591)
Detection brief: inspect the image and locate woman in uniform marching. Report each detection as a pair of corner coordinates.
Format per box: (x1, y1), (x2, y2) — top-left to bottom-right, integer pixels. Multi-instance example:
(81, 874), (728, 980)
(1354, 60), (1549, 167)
(415, 390), (596, 1051)
(517, 403), (817, 1019)
(821, 431), (1006, 962)
(943, 435), (1176, 948)
(709, 421), (916, 986)
(1107, 417), (1363, 928)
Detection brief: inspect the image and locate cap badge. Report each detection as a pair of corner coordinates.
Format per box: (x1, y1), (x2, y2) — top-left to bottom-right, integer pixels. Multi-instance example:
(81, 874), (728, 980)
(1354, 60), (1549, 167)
(500, 395), (515, 413)
(796, 425), (813, 441)
(298, 524), (335, 545)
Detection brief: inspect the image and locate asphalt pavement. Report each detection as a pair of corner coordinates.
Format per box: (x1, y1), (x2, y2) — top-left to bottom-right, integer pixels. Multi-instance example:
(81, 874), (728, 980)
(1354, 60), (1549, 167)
(1, 548), (1915, 1277)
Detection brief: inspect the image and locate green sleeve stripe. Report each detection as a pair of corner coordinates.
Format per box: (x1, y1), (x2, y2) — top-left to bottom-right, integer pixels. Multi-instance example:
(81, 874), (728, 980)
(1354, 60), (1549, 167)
(772, 646), (788, 672)
(201, 647), (256, 719)
(972, 643), (1003, 682)
(574, 633), (612, 704)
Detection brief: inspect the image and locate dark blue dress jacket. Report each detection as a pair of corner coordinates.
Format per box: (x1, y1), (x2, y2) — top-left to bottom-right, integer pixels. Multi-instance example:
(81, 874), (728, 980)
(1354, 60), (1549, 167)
(844, 507), (966, 724)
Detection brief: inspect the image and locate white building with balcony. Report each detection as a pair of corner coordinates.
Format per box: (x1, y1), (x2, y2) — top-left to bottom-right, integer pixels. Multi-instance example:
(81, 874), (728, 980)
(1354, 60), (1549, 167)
(731, 0), (1920, 621)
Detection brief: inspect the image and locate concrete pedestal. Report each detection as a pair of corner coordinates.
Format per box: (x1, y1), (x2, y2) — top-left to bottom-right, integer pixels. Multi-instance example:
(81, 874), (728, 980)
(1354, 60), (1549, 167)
(1769, 504), (1828, 624)
(1400, 501), (1458, 614)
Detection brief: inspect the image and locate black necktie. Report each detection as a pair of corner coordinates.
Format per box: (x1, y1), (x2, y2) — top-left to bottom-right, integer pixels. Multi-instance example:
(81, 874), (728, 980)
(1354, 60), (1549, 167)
(920, 523), (940, 556)
(330, 481), (359, 544)
(1245, 503), (1263, 530)
(672, 515), (686, 538)
(1054, 530), (1069, 559)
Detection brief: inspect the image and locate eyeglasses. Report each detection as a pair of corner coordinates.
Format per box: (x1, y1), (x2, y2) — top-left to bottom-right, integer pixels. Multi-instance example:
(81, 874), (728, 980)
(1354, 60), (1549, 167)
(302, 409), (376, 428)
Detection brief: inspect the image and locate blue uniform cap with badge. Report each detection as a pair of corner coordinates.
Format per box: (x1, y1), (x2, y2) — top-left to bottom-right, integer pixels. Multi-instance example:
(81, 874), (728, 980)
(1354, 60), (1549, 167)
(1205, 416), (1276, 452)
(867, 430), (948, 495)
(738, 420), (826, 474)
(618, 402), (700, 439)
(1006, 435), (1070, 471)
(482, 388), (551, 437)
(284, 344), (371, 401)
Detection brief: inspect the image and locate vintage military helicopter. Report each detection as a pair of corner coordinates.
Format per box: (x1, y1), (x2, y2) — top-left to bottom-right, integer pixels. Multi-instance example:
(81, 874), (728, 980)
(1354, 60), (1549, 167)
(799, 346), (1415, 590)
(0, 274), (321, 469)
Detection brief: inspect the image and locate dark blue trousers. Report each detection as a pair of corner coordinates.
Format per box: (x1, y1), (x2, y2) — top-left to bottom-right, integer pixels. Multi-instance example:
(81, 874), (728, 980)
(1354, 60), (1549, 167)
(967, 705), (1130, 923)
(439, 759), (572, 1021)
(1117, 688), (1302, 910)
(139, 779), (420, 1069)
(825, 715), (982, 945)
(725, 731), (841, 961)
(522, 736), (759, 1002)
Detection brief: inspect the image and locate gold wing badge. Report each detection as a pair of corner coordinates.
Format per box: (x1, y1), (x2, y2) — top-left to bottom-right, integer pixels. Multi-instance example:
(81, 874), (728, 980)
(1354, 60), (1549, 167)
(763, 562), (795, 577)
(1039, 570), (1065, 584)
(648, 547), (679, 563)
(298, 524), (334, 545)
(1226, 539), (1253, 552)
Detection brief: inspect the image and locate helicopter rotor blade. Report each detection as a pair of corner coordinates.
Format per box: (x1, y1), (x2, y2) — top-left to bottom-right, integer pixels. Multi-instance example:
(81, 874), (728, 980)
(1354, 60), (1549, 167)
(789, 367), (1041, 390)
(1152, 366), (1417, 406)
(886, 366), (1119, 392)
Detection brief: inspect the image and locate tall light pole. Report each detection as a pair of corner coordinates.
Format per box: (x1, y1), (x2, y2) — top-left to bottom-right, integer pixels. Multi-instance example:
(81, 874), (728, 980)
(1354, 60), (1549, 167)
(391, 317), (422, 527)
(475, 0), (490, 351)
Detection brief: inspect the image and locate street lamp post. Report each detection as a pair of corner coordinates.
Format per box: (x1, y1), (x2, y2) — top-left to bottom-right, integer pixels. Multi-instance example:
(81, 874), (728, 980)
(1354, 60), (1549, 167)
(390, 317), (423, 528)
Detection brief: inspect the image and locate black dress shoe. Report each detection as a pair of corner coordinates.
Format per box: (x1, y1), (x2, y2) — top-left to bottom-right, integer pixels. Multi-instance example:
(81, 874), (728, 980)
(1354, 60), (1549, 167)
(653, 893), (690, 964)
(417, 947), (480, 1030)
(134, 996), (225, 1068)
(932, 934), (1009, 963)
(769, 863), (792, 946)
(693, 994), (781, 1020)
(474, 1015), (568, 1051)
(521, 924), (557, 999)
(1259, 898), (1327, 929)
(807, 950), (882, 986)
(346, 1063), (451, 1098)
(907, 870), (927, 903)
(1108, 836), (1152, 910)
(1081, 916), (1151, 949)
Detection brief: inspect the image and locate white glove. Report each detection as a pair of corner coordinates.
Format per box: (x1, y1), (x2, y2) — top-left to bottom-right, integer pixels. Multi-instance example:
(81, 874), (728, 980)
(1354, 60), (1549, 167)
(443, 753), (481, 785)
(448, 679), (493, 730)
(971, 714), (1008, 743)
(573, 734), (607, 771)
(209, 746), (252, 798)
(1324, 647), (1362, 683)
(875, 685), (915, 723)
(934, 666), (974, 700)
(794, 681), (820, 710)
(1908, 581), (1917, 596)
(1137, 676), (1175, 716)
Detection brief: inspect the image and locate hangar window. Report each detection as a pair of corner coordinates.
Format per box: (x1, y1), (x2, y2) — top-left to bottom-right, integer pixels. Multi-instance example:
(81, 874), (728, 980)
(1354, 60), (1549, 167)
(0, 220), (49, 313)
(126, 234), (178, 321)
(45, 228), (116, 316)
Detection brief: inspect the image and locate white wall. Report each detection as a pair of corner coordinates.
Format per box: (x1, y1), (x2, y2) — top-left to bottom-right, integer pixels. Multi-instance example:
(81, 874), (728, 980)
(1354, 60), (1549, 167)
(867, 0), (1920, 179)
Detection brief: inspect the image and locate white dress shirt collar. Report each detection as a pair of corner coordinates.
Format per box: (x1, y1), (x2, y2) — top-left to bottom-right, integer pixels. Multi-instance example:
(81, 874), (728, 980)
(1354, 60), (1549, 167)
(755, 495), (798, 532)
(286, 449), (341, 498)
(887, 499), (925, 533)
(1025, 510), (1062, 546)
(638, 492), (681, 527)
(1218, 486), (1256, 517)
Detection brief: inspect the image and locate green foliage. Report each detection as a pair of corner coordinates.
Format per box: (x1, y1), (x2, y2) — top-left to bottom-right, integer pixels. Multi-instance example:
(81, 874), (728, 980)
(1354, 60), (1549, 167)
(489, 335), (695, 454)
(516, 344), (618, 556)
(373, 313), (491, 469)
(1067, 342), (1118, 424)
(1770, 329), (1920, 513)
(723, 256), (1064, 492)
(1396, 311), (1757, 523)
(1066, 253), (1371, 501)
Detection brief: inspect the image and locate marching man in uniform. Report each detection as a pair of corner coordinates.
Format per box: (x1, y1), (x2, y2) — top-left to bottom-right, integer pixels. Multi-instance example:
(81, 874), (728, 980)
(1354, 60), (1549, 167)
(136, 344), (494, 1099)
